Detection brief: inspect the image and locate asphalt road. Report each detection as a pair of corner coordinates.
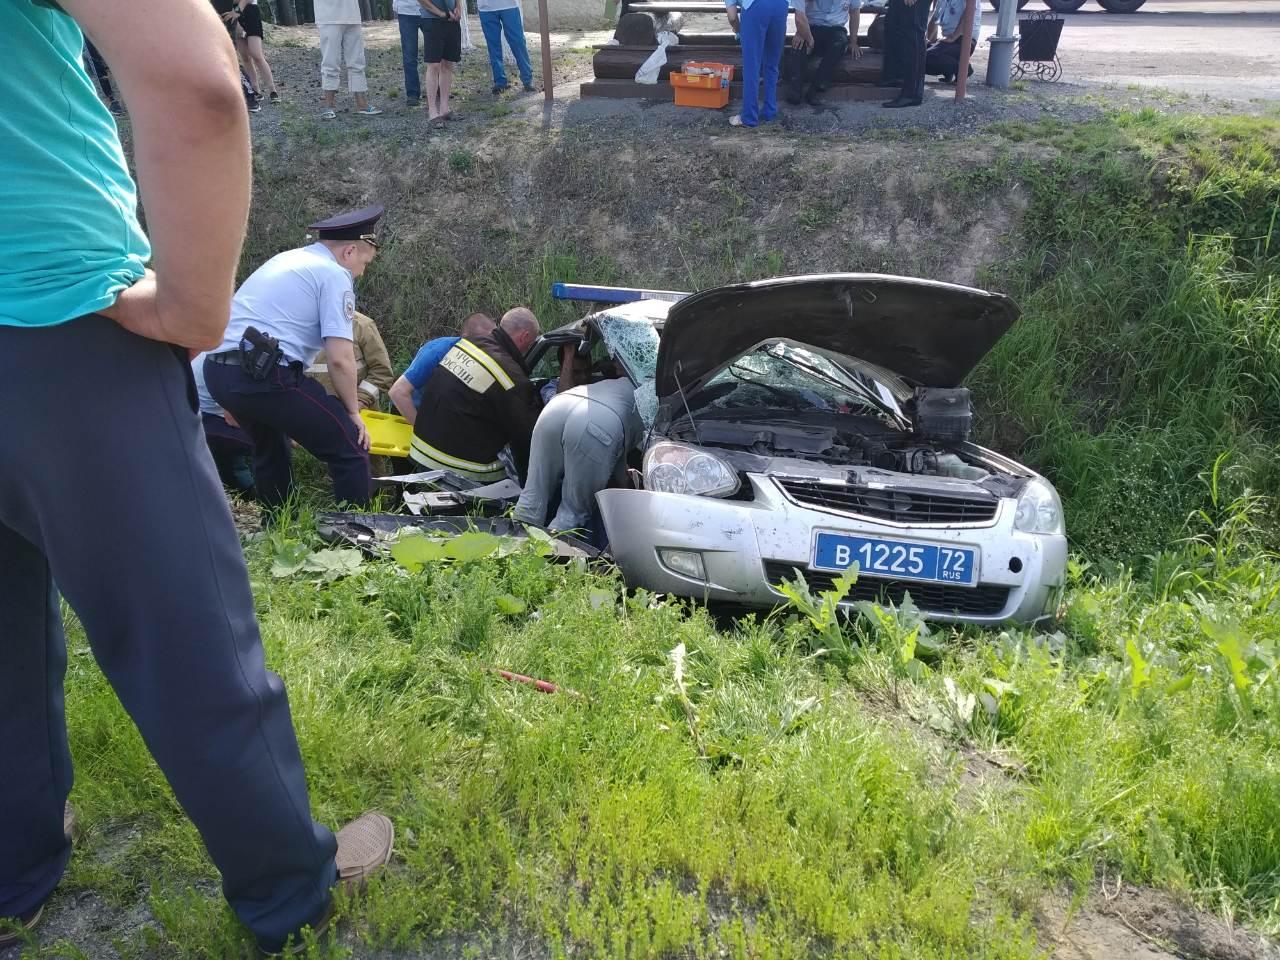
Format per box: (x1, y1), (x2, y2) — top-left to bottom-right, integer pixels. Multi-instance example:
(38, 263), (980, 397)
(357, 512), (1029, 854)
(1008, 0), (1280, 101)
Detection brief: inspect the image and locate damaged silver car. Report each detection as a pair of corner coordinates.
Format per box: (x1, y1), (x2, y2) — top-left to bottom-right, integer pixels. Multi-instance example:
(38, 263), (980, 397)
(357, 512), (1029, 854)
(538, 274), (1067, 625)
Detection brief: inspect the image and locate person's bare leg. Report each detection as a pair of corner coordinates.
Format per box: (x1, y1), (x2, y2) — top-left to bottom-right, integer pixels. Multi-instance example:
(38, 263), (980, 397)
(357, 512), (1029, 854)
(234, 31), (259, 95)
(439, 61), (453, 117)
(323, 89), (336, 109)
(425, 62), (441, 118)
(248, 36), (278, 95)
(355, 91), (369, 110)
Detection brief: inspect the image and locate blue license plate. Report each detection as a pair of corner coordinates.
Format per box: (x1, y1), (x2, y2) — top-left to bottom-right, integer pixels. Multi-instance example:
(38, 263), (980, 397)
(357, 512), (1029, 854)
(812, 533), (978, 587)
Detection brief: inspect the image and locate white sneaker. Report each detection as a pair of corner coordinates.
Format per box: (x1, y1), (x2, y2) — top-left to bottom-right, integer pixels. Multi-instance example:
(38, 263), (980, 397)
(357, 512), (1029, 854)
(357, 106), (383, 116)
(320, 108), (337, 120)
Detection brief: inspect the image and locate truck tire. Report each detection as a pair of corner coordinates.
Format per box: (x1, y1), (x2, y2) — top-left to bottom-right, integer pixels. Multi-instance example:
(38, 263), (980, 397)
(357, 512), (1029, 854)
(1043, 0), (1086, 10)
(989, 0), (1031, 10)
(1096, 0), (1146, 11)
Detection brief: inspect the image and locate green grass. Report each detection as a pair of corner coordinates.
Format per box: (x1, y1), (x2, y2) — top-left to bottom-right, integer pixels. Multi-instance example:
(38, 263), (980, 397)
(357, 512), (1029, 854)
(17, 111), (1280, 957)
(26, 488), (1280, 957)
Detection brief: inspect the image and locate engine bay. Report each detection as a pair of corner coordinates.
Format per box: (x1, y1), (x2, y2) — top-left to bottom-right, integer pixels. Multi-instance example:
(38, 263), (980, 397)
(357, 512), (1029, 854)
(665, 412), (1028, 499)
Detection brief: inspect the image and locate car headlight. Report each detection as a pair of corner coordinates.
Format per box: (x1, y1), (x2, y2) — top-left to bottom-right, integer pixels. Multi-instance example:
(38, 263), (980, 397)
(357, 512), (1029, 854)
(644, 441), (740, 498)
(1013, 478), (1065, 535)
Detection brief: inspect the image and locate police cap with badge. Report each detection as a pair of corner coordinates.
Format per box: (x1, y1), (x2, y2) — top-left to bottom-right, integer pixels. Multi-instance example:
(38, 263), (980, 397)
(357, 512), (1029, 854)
(306, 204), (385, 247)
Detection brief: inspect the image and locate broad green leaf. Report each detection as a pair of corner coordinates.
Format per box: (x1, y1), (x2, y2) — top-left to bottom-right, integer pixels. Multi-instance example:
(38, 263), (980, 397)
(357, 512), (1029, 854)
(900, 626), (919, 665)
(303, 548), (364, 582)
(1203, 617), (1252, 692)
(1216, 635), (1252, 692)
(1125, 637), (1151, 693)
(390, 534), (447, 572)
(443, 531), (501, 562)
(983, 678), (1017, 699)
(270, 556), (310, 578)
(269, 538), (311, 578)
(495, 594), (527, 615)
(1164, 673), (1195, 695)
(589, 588), (615, 610)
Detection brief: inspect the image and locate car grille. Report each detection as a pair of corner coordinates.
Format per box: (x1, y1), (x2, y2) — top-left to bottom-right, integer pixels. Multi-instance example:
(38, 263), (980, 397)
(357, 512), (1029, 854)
(775, 478), (999, 525)
(763, 562), (1011, 617)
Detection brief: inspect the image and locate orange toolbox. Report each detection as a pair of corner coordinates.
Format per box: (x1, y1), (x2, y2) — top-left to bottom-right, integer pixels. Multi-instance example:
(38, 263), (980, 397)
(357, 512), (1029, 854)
(670, 62), (734, 109)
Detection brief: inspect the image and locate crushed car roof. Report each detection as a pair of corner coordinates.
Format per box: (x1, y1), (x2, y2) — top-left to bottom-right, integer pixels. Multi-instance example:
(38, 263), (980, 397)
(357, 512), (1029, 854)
(654, 274), (1019, 399)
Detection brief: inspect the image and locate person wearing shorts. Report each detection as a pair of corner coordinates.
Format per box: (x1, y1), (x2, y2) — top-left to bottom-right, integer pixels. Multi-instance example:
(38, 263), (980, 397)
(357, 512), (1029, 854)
(225, 0), (279, 103)
(420, 0), (462, 128)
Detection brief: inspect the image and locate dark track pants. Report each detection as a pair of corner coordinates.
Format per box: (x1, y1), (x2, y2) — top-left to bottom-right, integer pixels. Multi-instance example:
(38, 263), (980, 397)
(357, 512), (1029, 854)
(0, 316), (336, 952)
(925, 37), (976, 79)
(784, 24), (849, 99)
(203, 359), (371, 510)
(881, 0), (930, 101)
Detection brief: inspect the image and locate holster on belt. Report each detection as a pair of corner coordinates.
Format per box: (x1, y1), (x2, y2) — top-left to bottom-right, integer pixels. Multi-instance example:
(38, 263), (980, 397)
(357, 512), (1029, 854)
(239, 326), (283, 381)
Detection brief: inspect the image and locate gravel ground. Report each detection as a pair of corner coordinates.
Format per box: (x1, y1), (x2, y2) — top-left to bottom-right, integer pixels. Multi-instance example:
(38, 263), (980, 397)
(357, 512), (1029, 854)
(238, 9), (1263, 153)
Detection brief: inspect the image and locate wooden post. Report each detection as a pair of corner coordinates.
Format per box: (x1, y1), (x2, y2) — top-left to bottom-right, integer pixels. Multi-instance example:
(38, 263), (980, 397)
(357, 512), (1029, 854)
(538, 0), (554, 102)
(954, 0), (976, 100)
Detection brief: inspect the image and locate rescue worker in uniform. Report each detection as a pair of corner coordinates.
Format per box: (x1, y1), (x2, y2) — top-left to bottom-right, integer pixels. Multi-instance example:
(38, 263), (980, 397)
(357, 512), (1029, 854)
(308, 309), (395, 410)
(409, 307), (542, 482)
(880, 0), (929, 108)
(0, 1), (391, 953)
(514, 361), (642, 543)
(203, 206), (382, 509)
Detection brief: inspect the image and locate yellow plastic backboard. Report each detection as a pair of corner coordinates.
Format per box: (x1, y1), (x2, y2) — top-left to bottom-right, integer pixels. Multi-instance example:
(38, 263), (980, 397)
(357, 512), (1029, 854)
(359, 409), (412, 458)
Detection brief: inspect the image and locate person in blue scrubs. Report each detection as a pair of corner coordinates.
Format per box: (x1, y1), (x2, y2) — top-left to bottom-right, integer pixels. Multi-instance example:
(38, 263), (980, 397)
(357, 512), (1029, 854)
(0, 1), (391, 952)
(727, 0), (790, 127)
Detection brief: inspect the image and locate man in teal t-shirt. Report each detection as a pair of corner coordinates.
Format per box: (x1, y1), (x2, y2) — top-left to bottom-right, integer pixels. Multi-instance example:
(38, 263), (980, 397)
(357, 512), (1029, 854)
(0, 7), (149, 327)
(0, 1), (391, 952)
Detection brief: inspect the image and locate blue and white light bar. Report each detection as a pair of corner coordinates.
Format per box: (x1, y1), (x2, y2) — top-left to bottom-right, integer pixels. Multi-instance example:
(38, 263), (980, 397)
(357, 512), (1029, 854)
(552, 282), (689, 305)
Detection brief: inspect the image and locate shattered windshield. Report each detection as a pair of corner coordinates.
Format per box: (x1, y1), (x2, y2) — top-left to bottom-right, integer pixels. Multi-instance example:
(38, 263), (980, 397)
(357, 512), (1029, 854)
(695, 341), (906, 424)
(596, 310), (661, 384)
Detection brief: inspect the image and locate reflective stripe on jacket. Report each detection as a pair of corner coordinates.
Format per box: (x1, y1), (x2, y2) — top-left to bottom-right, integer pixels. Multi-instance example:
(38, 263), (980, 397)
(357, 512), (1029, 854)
(411, 326), (541, 482)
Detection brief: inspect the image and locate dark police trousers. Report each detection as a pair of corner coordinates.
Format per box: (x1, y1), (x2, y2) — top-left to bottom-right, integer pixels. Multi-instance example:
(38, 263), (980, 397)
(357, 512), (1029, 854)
(881, 0), (931, 101)
(925, 37), (976, 79)
(0, 315), (337, 951)
(203, 356), (371, 510)
(784, 24), (848, 99)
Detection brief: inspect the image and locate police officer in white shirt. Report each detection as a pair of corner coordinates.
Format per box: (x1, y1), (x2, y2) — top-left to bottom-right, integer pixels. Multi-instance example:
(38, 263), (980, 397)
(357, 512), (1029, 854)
(203, 205), (381, 510)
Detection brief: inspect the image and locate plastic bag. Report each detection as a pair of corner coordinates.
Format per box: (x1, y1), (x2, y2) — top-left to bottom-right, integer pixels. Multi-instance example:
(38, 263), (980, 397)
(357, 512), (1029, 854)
(635, 30), (679, 84)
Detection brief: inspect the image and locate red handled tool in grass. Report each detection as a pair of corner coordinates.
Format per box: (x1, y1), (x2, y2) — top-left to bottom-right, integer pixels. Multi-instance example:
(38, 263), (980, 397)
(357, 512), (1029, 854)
(491, 668), (585, 699)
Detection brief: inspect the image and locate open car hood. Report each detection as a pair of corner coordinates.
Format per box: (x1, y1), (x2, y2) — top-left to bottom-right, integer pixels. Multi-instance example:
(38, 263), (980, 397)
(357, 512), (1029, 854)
(653, 274), (1019, 402)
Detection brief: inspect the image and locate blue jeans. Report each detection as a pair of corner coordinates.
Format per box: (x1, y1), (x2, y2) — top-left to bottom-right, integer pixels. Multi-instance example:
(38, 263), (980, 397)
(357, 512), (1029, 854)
(398, 13), (430, 99)
(479, 6), (534, 88)
(739, 0), (788, 126)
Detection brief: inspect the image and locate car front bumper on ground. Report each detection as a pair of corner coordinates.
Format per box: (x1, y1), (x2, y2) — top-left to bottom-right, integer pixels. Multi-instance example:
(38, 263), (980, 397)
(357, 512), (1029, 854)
(597, 474), (1068, 624)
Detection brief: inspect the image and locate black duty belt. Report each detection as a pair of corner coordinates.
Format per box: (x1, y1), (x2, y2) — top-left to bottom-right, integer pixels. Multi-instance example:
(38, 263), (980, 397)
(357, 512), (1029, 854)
(205, 350), (297, 367)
